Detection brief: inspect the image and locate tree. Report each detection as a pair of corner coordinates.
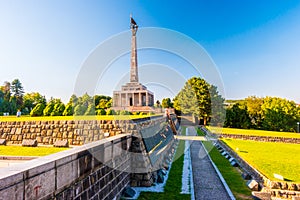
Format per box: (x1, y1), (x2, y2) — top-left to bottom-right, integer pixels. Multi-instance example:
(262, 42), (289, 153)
(161, 98), (173, 108)
(22, 92), (46, 114)
(209, 85), (225, 126)
(11, 79), (24, 108)
(51, 102), (65, 116)
(63, 103), (73, 116)
(174, 77), (221, 125)
(30, 103), (45, 116)
(74, 104), (87, 116)
(43, 98), (63, 116)
(224, 103), (251, 129)
(245, 96), (263, 128)
(261, 97), (298, 132)
(85, 104), (95, 115)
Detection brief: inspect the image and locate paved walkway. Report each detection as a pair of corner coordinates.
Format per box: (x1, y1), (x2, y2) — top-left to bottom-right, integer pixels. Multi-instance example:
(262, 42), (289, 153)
(187, 127), (232, 200)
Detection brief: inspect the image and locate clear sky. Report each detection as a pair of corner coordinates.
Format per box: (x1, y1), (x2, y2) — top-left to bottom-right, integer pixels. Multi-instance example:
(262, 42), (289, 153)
(0, 0), (300, 103)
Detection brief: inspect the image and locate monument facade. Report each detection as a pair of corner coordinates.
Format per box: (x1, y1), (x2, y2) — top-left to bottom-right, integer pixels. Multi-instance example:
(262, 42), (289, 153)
(113, 17), (154, 112)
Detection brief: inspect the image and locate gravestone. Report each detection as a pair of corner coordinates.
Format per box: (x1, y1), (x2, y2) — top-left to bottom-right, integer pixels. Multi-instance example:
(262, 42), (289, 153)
(22, 139), (38, 147)
(53, 140), (69, 147)
(247, 179), (259, 191)
(0, 139), (6, 145)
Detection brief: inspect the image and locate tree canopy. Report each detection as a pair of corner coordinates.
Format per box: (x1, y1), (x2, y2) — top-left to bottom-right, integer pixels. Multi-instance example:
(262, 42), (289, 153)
(173, 77), (224, 125)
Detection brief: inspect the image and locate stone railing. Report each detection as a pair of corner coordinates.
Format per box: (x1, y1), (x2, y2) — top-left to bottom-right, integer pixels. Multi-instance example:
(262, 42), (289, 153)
(0, 134), (131, 200)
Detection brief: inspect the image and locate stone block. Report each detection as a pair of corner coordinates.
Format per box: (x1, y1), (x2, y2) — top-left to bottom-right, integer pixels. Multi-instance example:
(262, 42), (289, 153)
(252, 191), (271, 200)
(230, 161), (238, 167)
(0, 139), (6, 145)
(0, 182), (24, 200)
(247, 179), (259, 191)
(53, 140), (69, 147)
(25, 169), (56, 199)
(56, 160), (78, 191)
(22, 139), (38, 147)
(242, 172), (251, 180)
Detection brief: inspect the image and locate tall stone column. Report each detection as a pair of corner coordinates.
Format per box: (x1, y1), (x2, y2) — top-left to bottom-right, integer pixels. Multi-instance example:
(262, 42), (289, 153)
(130, 17), (139, 83)
(146, 92), (149, 106)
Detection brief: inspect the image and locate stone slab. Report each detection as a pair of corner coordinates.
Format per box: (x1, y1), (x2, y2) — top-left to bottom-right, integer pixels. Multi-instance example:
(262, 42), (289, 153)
(22, 139), (37, 147)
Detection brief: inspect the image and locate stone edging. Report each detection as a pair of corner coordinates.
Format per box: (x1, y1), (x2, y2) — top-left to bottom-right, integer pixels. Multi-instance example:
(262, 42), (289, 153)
(219, 134), (300, 144)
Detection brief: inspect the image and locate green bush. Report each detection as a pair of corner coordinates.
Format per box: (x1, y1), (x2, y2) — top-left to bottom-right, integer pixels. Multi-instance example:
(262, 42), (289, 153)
(106, 109), (116, 115)
(74, 104), (87, 115)
(63, 104), (73, 116)
(85, 104), (95, 115)
(96, 108), (106, 115)
(30, 103), (45, 117)
(120, 110), (131, 115)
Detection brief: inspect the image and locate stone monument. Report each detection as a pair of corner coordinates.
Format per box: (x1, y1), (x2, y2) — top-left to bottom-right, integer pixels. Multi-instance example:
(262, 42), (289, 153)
(113, 16), (154, 112)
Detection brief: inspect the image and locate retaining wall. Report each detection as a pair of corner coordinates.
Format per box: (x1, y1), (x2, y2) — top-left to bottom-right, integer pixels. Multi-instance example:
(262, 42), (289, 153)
(0, 134), (131, 200)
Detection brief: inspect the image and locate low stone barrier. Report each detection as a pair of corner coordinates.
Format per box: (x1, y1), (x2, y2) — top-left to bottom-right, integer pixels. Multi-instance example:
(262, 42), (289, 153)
(0, 134), (132, 200)
(220, 134), (300, 144)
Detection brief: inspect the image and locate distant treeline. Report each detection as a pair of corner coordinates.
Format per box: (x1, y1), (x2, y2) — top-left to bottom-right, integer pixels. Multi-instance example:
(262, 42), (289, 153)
(224, 96), (300, 132)
(0, 79), (114, 116)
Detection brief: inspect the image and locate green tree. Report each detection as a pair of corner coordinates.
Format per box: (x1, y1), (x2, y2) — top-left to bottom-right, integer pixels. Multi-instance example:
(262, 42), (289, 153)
(85, 104), (95, 115)
(30, 103), (46, 116)
(63, 103), (73, 116)
(51, 102), (65, 116)
(96, 108), (106, 115)
(245, 96), (264, 128)
(174, 77), (220, 125)
(11, 79), (24, 108)
(74, 104), (87, 115)
(261, 97), (298, 132)
(162, 98), (173, 108)
(22, 92), (46, 114)
(224, 103), (251, 129)
(209, 85), (225, 126)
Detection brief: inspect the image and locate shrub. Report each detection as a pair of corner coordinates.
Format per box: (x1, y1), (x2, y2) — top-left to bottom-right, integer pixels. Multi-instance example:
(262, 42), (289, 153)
(96, 108), (106, 115)
(63, 104), (73, 116)
(30, 103), (45, 117)
(106, 109), (116, 115)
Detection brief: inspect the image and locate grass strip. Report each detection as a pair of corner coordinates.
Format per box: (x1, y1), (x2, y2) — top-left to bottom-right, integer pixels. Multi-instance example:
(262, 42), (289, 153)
(207, 126), (300, 139)
(0, 146), (69, 156)
(197, 128), (252, 200)
(138, 127), (190, 200)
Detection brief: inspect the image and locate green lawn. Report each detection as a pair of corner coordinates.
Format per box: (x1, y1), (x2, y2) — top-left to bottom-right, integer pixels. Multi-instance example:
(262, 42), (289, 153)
(0, 146), (69, 156)
(223, 139), (300, 183)
(138, 127), (190, 200)
(207, 126), (300, 138)
(197, 128), (252, 200)
(0, 115), (159, 122)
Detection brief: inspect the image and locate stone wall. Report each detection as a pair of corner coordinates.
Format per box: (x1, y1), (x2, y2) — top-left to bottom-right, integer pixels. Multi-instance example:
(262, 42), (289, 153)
(220, 134), (300, 144)
(0, 134), (131, 200)
(0, 116), (164, 145)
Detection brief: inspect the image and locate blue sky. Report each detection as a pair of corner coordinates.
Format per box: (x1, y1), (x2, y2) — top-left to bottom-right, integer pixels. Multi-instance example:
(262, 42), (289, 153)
(0, 1), (300, 103)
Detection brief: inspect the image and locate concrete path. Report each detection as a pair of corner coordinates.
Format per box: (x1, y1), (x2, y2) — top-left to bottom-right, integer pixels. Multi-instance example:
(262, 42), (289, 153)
(175, 135), (207, 141)
(187, 127), (232, 200)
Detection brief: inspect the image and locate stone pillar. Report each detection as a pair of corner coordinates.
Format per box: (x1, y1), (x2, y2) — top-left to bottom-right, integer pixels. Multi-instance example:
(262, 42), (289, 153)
(139, 92), (142, 106)
(126, 93), (128, 106)
(132, 92), (135, 106)
(146, 92), (149, 106)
